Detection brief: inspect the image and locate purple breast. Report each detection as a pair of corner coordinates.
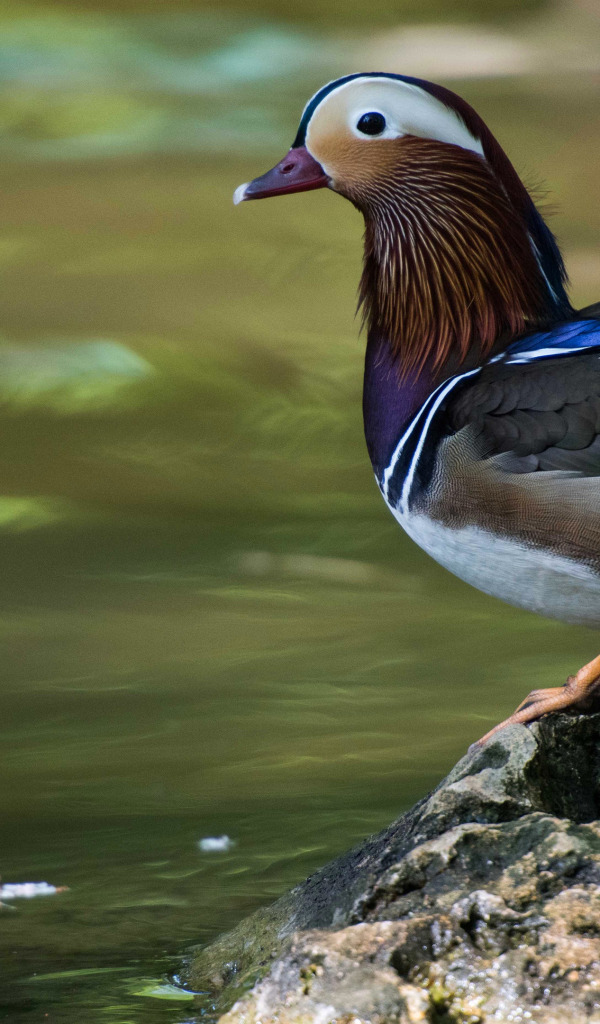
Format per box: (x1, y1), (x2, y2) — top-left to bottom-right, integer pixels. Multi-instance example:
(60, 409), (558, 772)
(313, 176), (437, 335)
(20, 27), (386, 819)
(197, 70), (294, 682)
(362, 332), (435, 482)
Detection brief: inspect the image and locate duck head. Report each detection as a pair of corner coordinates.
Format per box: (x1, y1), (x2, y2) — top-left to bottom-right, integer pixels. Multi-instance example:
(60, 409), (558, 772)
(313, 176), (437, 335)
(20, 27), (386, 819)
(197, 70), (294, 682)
(235, 74), (571, 375)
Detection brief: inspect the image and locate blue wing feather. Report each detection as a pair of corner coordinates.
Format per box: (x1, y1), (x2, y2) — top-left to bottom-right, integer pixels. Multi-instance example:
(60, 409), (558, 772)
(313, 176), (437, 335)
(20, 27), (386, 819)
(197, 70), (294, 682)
(505, 318), (600, 364)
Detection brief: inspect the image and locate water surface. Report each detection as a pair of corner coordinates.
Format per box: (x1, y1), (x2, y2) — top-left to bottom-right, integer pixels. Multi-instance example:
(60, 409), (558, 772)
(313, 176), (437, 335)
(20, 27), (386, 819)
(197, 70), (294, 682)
(1, 2), (599, 1020)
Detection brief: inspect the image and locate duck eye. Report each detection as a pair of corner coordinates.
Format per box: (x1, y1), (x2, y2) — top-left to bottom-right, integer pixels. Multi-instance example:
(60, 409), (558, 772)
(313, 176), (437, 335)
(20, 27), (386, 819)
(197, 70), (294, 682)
(356, 112), (386, 136)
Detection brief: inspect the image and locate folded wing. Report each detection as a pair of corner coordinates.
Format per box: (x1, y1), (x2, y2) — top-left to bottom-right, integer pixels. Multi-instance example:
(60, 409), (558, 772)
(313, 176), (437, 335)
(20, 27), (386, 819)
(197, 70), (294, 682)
(449, 317), (600, 475)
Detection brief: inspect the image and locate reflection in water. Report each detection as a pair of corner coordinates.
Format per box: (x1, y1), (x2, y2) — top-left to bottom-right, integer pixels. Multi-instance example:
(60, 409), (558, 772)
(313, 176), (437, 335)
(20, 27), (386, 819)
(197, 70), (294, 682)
(0, 0), (599, 1021)
(0, 339), (152, 411)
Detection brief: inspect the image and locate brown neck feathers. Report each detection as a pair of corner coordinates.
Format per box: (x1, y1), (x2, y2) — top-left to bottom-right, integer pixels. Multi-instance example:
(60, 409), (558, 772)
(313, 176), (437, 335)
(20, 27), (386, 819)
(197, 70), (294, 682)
(354, 137), (559, 377)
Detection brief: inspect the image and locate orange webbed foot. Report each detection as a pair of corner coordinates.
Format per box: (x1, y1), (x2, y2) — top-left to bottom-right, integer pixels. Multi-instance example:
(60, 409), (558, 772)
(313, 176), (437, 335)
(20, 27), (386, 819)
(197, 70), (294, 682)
(471, 653), (600, 749)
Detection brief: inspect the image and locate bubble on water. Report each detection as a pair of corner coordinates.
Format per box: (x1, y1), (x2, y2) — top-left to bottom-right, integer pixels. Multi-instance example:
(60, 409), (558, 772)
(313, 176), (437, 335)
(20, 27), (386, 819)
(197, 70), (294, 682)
(198, 835), (235, 852)
(0, 881), (67, 899)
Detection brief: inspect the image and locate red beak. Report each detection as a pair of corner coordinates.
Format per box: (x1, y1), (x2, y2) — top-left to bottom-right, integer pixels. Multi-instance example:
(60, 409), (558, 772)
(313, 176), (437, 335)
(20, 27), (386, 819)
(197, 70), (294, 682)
(233, 146), (329, 204)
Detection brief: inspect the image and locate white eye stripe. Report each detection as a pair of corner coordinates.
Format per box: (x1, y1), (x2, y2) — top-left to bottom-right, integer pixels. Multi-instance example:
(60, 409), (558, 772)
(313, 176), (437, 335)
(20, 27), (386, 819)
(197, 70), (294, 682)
(306, 76), (483, 157)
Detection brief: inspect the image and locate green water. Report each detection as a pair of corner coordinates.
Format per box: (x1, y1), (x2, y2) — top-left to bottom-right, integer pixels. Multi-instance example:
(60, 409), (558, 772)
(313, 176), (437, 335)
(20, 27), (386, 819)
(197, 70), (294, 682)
(0, 1), (599, 1021)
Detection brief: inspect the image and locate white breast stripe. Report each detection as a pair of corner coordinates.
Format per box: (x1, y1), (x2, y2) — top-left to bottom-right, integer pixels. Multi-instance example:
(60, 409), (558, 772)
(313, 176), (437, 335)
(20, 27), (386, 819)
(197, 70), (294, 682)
(399, 369), (480, 512)
(382, 368), (480, 512)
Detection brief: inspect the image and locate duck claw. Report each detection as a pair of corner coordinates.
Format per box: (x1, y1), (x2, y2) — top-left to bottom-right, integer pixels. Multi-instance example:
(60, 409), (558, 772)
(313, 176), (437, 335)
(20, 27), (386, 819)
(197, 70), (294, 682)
(471, 655), (600, 748)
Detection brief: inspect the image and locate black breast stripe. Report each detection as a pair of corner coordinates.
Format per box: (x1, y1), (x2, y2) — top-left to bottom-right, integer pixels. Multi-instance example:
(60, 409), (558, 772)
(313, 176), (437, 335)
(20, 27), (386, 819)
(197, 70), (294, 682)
(383, 370), (480, 512)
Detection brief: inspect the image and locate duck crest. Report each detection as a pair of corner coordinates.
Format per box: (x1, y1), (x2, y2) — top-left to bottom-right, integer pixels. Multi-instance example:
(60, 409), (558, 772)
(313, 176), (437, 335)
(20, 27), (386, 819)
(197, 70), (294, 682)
(355, 135), (570, 379)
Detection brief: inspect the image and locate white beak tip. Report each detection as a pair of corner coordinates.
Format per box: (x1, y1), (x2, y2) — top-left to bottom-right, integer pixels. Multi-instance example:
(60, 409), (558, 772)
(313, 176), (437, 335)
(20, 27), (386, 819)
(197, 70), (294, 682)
(233, 183), (249, 206)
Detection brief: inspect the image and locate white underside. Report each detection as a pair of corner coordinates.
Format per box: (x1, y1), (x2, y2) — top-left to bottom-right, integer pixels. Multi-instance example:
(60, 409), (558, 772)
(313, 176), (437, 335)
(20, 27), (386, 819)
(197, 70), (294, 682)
(388, 502), (600, 627)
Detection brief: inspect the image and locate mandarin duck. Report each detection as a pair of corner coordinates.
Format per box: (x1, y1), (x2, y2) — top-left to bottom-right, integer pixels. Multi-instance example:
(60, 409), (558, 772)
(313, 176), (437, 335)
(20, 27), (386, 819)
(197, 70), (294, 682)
(234, 73), (600, 745)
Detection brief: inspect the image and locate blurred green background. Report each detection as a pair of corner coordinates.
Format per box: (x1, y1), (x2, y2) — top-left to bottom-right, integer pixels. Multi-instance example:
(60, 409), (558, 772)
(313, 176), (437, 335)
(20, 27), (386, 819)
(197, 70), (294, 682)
(0, 0), (599, 1021)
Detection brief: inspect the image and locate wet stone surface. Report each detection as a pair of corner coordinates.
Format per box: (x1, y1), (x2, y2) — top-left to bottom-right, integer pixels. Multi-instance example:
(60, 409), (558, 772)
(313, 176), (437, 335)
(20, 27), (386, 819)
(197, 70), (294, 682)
(187, 712), (600, 1022)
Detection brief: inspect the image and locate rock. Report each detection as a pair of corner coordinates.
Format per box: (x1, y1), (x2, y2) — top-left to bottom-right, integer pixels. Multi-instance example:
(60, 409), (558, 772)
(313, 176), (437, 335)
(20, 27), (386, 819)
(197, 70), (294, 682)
(185, 712), (600, 1023)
